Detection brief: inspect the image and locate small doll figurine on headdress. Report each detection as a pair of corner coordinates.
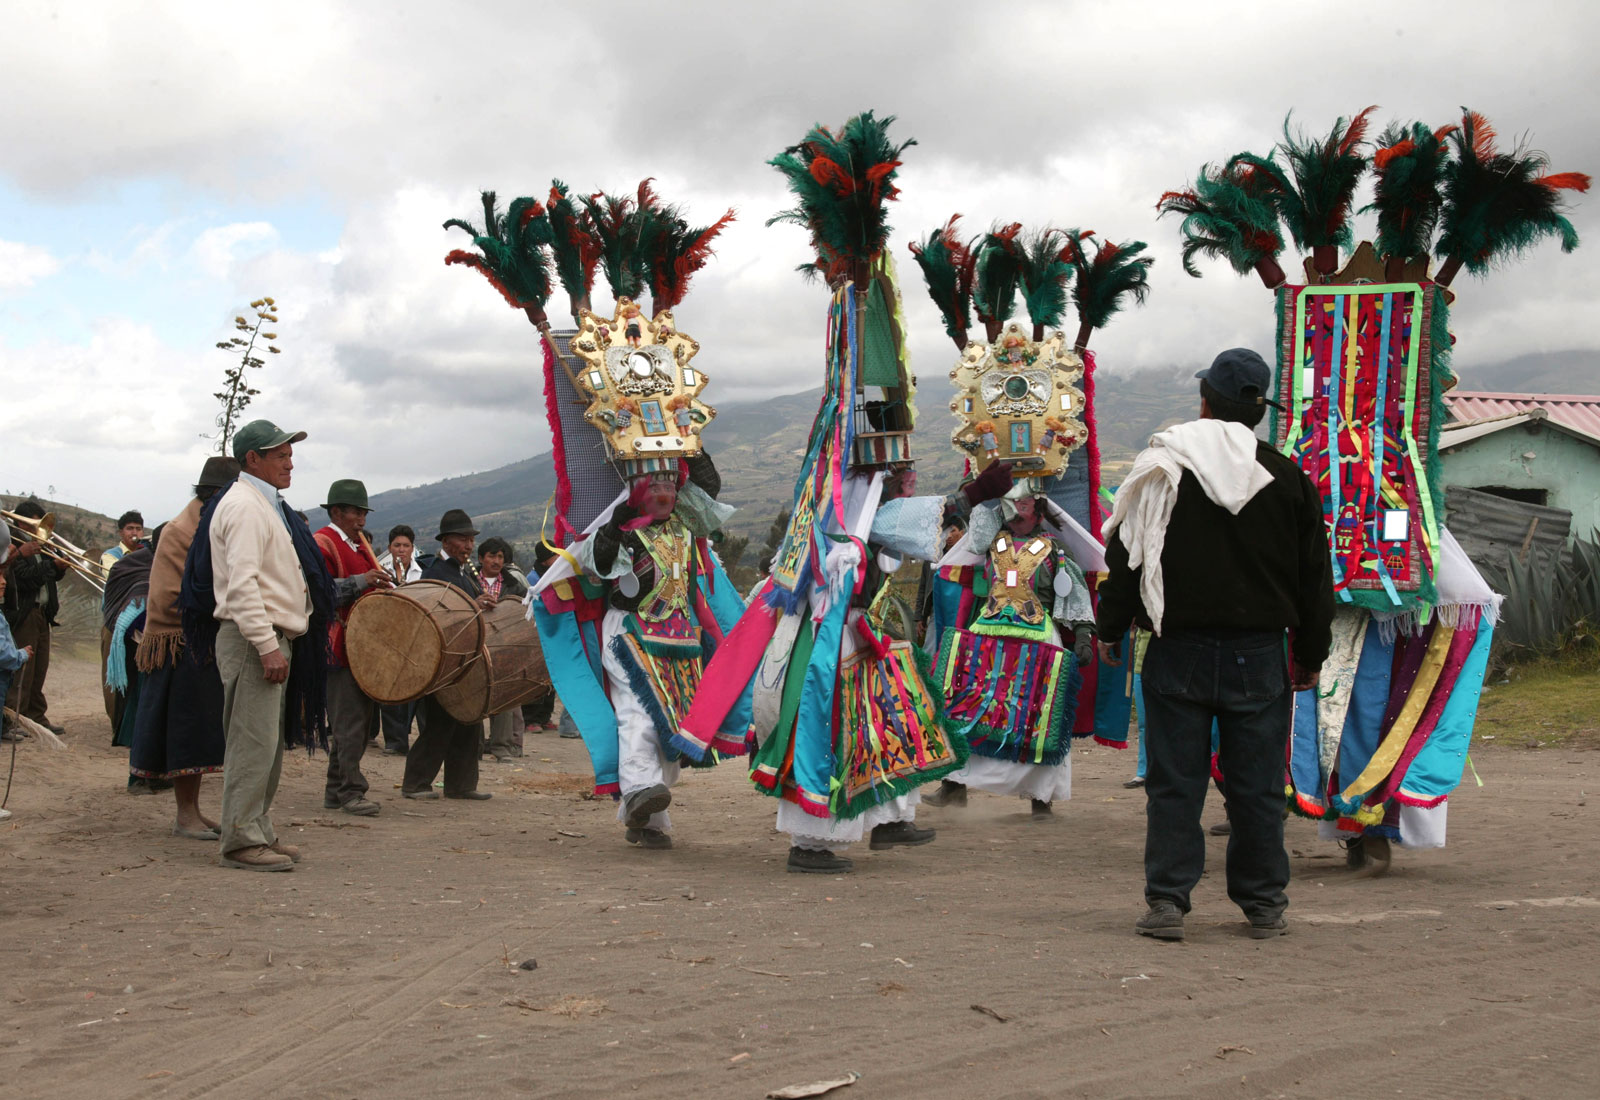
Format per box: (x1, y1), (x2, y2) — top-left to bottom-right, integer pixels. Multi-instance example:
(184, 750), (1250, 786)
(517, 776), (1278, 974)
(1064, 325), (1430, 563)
(998, 332), (1028, 365)
(1036, 416), (1066, 456)
(622, 302), (645, 347)
(976, 419), (999, 460)
(667, 393), (696, 436)
(599, 396), (638, 433)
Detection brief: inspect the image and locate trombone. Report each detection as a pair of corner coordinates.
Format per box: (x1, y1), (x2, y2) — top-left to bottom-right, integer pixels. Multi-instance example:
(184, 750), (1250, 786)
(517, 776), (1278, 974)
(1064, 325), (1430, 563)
(2, 508), (109, 594)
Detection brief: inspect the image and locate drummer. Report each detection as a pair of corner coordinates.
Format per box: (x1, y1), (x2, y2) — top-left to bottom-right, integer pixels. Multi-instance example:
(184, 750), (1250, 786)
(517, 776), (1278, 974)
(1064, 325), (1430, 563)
(401, 509), (494, 802)
(476, 537), (528, 763)
(312, 480), (394, 817)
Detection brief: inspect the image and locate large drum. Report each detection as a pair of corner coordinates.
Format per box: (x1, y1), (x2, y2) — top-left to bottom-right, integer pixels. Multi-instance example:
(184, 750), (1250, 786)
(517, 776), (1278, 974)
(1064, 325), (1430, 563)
(434, 598), (551, 723)
(345, 580), (485, 704)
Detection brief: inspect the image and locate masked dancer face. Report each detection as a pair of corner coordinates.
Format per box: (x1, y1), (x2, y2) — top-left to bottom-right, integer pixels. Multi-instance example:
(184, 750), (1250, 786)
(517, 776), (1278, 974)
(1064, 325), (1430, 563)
(635, 474), (678, 523)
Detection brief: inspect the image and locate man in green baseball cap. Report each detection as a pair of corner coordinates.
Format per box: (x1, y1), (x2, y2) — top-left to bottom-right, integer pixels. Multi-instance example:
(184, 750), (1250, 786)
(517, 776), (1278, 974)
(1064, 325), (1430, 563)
(231, 419), (308, 464)
(312, 479), (393, 817)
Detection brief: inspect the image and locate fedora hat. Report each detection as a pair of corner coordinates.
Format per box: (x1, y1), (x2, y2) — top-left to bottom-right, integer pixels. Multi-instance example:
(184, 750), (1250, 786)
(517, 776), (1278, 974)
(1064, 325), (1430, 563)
(196, 455), (241, 490)
(436, 508), (479, 539)
(322, 479), (371, 511)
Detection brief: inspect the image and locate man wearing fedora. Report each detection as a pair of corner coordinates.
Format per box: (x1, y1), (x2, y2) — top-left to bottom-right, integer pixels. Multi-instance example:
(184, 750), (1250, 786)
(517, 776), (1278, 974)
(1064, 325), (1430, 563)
(314, 479), (394, 817)
(400, 509), (494, 802)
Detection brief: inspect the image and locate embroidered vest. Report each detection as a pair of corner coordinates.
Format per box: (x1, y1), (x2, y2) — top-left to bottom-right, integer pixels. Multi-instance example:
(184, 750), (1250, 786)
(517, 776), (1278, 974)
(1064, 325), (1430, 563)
(629, 516), (700, 653)
(976, 531), (1053, 640)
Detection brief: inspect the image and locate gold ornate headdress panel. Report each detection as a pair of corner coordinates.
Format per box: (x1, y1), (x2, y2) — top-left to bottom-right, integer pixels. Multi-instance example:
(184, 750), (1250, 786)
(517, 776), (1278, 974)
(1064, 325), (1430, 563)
(949, 323), (1087, 478)
(569, 297), (715, 464)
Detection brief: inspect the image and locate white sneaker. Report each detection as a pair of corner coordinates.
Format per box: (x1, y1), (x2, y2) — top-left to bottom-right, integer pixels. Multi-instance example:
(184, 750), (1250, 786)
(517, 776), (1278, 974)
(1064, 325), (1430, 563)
(0, 808), (12, 822)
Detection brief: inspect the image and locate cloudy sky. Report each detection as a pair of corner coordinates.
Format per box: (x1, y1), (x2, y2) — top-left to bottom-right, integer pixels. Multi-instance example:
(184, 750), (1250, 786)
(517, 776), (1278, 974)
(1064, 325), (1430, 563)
(3, 0), (1596, 526)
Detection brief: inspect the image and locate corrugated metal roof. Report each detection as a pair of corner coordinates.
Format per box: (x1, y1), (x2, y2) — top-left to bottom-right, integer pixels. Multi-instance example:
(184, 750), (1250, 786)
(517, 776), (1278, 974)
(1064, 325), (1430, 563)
(1439, 407), (1600, 450)
(1444, 391), (1600, 436)
(1445, 486), (1571, 578)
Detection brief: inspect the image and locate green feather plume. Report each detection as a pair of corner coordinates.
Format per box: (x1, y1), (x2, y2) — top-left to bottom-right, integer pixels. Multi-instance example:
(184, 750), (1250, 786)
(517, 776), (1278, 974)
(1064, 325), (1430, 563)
(581, 185), (655, 302)
(908, 214), (976, 346)
(1156, 160), (1285, 277)
(1368, 121), (1457, 263)
(442, 190), (556, 318)
(1437, 108), (1591, 275)
(1066, 231), (1154, 332)
(546, 180), (601, 315)
(973, 222), (1024, 333)
(1016, 228), (1073, 332)
(1233, 107), (1375, 251)
(768, 110), (916, 281)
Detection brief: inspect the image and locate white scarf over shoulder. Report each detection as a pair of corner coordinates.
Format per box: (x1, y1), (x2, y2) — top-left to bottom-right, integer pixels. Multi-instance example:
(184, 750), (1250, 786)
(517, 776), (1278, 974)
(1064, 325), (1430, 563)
(1102, 419), (1273, 633)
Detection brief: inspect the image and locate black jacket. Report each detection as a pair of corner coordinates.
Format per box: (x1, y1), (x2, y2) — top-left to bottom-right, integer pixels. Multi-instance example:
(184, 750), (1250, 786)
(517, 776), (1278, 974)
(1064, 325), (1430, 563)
(4, 552), (63, 627)
(1096, 440), (1335, 671)
(423, 554), (481, 600)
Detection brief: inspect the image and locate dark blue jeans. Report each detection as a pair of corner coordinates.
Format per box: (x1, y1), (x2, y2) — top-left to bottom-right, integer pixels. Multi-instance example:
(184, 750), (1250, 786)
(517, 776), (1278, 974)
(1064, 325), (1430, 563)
(1141, 628), (1292, 921)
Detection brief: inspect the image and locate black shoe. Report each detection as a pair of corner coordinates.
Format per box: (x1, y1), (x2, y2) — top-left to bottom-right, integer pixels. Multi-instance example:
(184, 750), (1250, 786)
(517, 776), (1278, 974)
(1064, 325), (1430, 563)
(622, 784), (672, 828)
(1349, 834), (1392, 878)
(869, 821), (936, 850)
(1135, 900), (1185, 941)
(381, 745), (408, 756)
(559, 728), (581, 739)
(1246, 915), (1288, 939)
(625, 827), (673, 850)
(323, 796), (342, 810)
(786, 847), (854, 874)
(41, 720), (65, 736)
(1342, 836), (1366, 870)
(922, 780), (967, 808)
(1209, 820), (1232, 836)
(445, 790), (492, 800)
(1030, 799), (1053, 821)
(401, 788), (440, 800)
(1122, 777), (1146, 789)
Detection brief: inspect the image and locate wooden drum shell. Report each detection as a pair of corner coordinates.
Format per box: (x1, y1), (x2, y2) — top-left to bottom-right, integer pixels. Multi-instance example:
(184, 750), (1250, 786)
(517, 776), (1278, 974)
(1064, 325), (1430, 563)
(345, 580), (485, 704)
(434, 598), (551, 724)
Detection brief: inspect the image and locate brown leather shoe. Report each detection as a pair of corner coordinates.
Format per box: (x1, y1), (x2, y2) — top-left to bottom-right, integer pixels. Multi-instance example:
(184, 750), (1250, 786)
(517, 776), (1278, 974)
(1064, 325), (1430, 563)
(268, 840), (303, 863)
(221, 845), (293, 871)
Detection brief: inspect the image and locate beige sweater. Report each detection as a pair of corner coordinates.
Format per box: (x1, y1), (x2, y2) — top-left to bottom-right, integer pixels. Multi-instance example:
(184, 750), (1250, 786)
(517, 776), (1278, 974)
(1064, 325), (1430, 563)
(210, 478), (312, 654)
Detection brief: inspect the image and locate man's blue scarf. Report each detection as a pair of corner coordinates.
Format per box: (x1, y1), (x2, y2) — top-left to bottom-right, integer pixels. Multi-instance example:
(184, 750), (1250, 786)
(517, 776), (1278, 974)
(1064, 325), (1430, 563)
(178, 480), (337, 751)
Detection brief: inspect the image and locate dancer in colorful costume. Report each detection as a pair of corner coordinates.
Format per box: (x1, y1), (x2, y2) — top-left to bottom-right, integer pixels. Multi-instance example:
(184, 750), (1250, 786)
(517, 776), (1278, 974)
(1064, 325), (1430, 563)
(1159, 106), (1588, 871)
(909, 219), (1153, 754)
(680, 111), (989, 874)
(442, 183), (742, 846)
(922, 324), (1104, 818)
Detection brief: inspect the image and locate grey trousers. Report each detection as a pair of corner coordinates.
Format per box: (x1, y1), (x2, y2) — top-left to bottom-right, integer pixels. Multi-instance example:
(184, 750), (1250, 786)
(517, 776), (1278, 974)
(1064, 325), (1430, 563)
(324, 668), (374, 805)
(486, 708), (520, 757)
(216, 621), (289, 855)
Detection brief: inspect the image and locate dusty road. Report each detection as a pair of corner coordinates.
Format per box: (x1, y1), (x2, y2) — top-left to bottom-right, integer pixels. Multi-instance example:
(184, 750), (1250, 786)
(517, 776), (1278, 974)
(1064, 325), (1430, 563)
(1, 655), (1595, 1099)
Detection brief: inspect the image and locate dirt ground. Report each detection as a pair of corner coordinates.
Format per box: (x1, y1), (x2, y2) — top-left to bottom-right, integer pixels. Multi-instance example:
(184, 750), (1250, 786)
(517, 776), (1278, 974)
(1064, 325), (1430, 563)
(2, 654), (1596, 1100)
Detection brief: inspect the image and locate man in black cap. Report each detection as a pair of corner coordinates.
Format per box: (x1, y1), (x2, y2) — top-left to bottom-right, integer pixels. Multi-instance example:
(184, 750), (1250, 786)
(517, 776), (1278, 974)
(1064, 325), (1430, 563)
(1098, 347), (1333, 943)
(400, 509), (494, 802)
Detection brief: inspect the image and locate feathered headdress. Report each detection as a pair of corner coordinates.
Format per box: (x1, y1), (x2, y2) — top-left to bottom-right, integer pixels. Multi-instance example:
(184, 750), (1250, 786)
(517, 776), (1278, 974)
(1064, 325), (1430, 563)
(637, 188), (736, 315)
(582, 186), (653, 303)
(444, 191), (556, 326)
(1233, 107), (1377, 274)
(1436, 108), (1591, 285)
(1369, 121), (1458, 280)
(908, 214), (977, 350)
(768, 110), (916, 284)
(546, 180), (602, 320)
(1156, 160), (1287, 288)
(1016, 227), (1073, 341)
(973, 222), (1024, 341)
(1065, 230), (1153, 352)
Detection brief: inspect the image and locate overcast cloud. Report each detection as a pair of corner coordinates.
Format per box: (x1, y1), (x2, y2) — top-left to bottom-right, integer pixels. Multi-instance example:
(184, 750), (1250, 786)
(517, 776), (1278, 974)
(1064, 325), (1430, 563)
(3, 0), (1596, 526)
